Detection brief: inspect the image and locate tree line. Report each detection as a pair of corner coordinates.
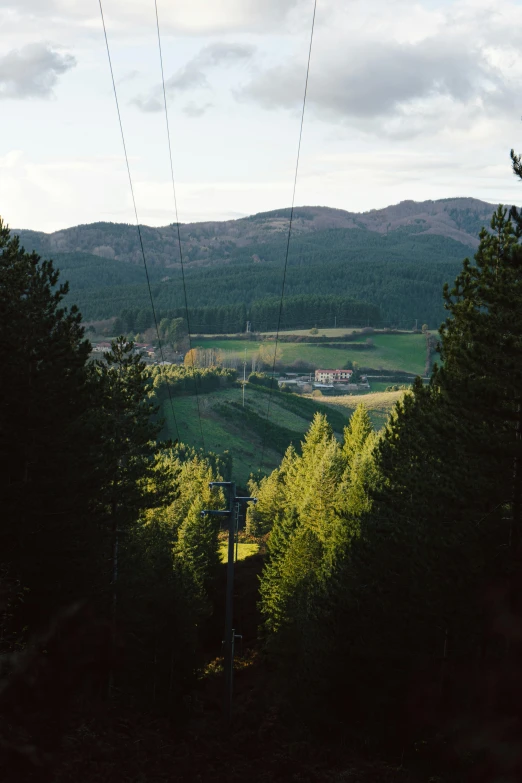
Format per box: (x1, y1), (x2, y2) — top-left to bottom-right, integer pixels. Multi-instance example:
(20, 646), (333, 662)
(112, 295), (380, 338)
(150, 364), (238, 401)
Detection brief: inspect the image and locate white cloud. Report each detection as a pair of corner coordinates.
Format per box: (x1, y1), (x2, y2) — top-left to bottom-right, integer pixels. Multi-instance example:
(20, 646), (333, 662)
(131, 41), (255, 113)
(4, 0), (522, 233)
(0, 42), (76, 99)
(238, 19), (518, 139)
(0, 151), (135, 231)
(0, 0), (304, 37)
(130, 95), (163, 113)
(183, 101), (213, 117)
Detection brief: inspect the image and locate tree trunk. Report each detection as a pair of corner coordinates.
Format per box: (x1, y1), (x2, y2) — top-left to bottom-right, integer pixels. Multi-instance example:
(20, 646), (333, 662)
(512, 402), (522, 551)
(108, 497), (118, 697)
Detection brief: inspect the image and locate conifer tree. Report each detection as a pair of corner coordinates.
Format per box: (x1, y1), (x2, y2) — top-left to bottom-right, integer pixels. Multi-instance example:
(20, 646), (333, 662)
(0, 218), (102, 625)
(437, 203), (522, 538)
(145, 451), (223, 616)
(342, 403), (373, 469)
(258, 507), (300, 637)
(347, 202), (522, 676)
(258, 410), (367, 682)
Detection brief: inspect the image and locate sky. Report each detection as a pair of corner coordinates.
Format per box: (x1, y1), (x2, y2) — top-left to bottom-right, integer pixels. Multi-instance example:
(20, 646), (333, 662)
(2, 0), (522, 232)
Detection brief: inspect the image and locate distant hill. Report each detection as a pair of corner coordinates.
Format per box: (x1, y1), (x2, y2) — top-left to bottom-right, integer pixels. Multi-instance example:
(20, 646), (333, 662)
(11, 198), (509, 329)
(14, 198), (502, 269)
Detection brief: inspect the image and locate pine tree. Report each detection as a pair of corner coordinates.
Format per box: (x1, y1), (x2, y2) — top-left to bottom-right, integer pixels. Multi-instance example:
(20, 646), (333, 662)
(342, 403), (373, 469)
(258, 411), (365, 683)
(88, 337), (168, 641)
(345, 203), (522, 682)
(258, 506), (300, 637)
(135, 307), (150, 333)
(437, 203), (522, 539)
(0, 218), (102, 626)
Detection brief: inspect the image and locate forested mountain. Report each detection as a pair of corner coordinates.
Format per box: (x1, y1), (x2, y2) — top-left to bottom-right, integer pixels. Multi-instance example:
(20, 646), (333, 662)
(13, 198), (507, 329)
(15, 198), (499, 264)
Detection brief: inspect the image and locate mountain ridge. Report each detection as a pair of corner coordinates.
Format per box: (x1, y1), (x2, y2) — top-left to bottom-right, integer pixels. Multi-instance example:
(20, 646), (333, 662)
(13, 197), (507, 269)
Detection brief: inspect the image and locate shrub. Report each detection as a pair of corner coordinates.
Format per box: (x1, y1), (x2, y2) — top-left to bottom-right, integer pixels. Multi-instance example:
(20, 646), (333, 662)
(248, 372), (277, 389)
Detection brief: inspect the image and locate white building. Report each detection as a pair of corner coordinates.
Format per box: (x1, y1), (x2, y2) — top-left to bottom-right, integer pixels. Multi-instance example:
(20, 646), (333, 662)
(314, 369), (353, 383)
(92, 341), (112, 353)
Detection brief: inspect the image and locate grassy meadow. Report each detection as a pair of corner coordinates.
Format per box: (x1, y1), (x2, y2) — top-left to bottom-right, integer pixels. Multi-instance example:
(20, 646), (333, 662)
(317, 389), (406, 429)
(192, 331), (426, 375)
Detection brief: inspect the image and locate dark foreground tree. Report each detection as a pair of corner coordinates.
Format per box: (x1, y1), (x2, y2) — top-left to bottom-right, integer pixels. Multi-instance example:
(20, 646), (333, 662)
(0, 221), (227, 778)
(0, 217), (102, 626)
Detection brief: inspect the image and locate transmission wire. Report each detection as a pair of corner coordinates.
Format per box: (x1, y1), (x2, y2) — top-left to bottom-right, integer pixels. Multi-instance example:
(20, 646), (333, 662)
(259, 0), (317, 471)
(98, 0), (180, 443)
(154, 0), (205, 453)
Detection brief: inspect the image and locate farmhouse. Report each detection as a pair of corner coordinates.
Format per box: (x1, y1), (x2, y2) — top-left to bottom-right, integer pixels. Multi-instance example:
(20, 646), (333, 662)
(314, 369), (353, 383)
(134, 343), (155, 357)
(92, 341), (112, 353)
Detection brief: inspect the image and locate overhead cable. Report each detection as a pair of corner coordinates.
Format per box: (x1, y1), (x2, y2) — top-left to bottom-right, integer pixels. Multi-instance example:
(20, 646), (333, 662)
(98, 0), (180, 442)
(259, 0), (318, 471)
(154, 0), (206, 452)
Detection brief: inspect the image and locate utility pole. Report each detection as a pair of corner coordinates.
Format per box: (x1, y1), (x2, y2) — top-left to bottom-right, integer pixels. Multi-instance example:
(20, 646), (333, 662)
(202, 482), (257, 722)
(235, 502), (240, 562)
(242, 347), (247, 407)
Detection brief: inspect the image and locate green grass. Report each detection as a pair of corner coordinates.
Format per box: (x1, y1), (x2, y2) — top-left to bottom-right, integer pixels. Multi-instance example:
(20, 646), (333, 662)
(192, 333), (426, 375)
(160, 386), (350, 487)
(219, 542), (259, 563)
(368, 334), (426, 373)
(161, 392), (280, 487)
(317, 390), (406, 429)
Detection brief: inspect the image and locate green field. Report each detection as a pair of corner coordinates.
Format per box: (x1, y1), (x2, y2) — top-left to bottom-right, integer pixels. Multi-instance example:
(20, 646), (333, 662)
(160, 385), (350, 487)
(192, 332), (426, 375)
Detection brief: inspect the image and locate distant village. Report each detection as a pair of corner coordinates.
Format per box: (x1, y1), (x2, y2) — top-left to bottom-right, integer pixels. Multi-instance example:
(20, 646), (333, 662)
(277, 368), (370, 394)
(91, 342), (183, 364)
(91, 342), (370, 394)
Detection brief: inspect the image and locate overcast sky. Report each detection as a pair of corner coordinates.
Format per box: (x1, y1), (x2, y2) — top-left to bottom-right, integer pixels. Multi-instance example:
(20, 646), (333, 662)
(2, 0), (522, 232)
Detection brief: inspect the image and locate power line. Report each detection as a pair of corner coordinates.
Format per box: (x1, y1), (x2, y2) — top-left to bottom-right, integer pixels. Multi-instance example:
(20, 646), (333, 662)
(259, 0), (317, 471)
(98, 0), (180, 442)
(154, 0), (205, 452)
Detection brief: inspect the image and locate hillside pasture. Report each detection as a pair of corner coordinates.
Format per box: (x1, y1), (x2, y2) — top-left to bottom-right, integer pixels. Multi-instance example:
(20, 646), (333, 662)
(160, 385), (350, 487)
(318, 389), (406, 429)
(192, 332), (426, 375)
